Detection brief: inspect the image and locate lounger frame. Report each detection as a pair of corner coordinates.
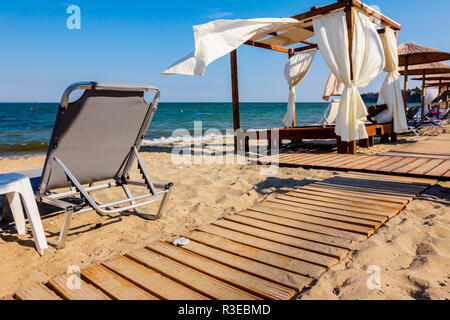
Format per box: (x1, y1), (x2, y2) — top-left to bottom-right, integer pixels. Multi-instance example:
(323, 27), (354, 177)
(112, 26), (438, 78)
(36, 82), (173, 248)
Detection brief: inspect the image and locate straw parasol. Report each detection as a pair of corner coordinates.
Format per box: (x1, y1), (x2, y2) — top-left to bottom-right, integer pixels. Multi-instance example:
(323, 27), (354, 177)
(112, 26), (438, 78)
(398, 43), (450, 66)
(397, 43), (450, 115)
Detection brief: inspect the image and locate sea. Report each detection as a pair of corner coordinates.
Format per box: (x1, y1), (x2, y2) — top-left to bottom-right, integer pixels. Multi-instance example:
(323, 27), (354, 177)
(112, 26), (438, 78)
(0, 102), (331, 158)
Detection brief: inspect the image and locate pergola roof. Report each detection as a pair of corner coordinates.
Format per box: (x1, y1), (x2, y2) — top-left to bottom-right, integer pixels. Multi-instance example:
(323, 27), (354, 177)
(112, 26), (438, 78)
(243, 0), (401, 55)
(399, 62), (450, 76)
(398, 43), (450, 66)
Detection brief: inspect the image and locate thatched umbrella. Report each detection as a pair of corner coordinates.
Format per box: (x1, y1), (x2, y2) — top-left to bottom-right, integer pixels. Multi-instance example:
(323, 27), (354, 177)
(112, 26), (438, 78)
(399, 62), (450, 118)
(398, 43), (450, 114)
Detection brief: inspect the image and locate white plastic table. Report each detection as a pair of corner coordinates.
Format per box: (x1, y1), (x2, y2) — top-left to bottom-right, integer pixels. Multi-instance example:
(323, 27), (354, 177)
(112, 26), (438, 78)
(0, 173), (48, 255)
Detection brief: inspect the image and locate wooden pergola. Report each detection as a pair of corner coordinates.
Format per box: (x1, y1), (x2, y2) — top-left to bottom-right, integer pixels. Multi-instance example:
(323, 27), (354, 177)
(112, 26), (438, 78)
(228, 0), (401, 153)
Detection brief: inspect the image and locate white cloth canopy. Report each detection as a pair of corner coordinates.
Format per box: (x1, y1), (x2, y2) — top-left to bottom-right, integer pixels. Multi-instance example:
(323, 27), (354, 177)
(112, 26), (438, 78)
(322, 72), (344, 101)
(375, 28), (408, 132)
(282, 49), (317, 127)
(313, 9), (385, 141)
(162, 18), (301, 76)
(320, 99), (340, 126)
(424, 87), (439, 106)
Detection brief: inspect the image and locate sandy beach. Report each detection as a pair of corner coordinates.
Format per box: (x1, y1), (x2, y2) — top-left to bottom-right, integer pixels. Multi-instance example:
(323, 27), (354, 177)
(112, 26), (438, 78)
(0, 128), (449, 300)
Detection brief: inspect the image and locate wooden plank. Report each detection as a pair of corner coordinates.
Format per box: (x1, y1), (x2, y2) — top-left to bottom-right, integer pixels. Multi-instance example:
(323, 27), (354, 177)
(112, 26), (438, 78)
(391, 158), (431, 174)
(408, 159), (446, 175)
(321, 177), (423, 194)
(340, 171), (437, 185)
(16, 283), (62, 300)
(369, 157), (406, 171)
(0, 295), (15, 300)
(185, 230), (325, 278)
(311, 182), (413, 200)
(126, 248), (259, 300)
(198, 224), (339, 268)
(340, 156), (378, 169)
(444, 169), (450, 178)
(246, 206), (366, 241)
(147, 242), (296, 300)
(301, 185), (407, 204)
(103, 256), (208, 300)
(292, 187), (401, 209)
(178, 239), (312, 291)
(81, 264), (158, 300)
(48, 274), (110, 300)
(278, 193), (392, 219)
(262, 201), (378, 233)
(350, 156), (392, 170)
(376, 157), (421, 172)
(221, 216), (349, 259)
(238, 210), (353, 249)
(288, 189), (399, 212)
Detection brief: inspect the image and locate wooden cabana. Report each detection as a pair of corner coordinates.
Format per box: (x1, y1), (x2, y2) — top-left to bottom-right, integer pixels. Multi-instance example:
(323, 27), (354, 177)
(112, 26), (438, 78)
(399, 62), (450, 119)
(229, 0), (402, 154)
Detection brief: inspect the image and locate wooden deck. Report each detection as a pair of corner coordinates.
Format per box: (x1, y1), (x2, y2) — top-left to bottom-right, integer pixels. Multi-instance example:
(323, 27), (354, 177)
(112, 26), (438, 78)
(4, 172), (436, 300)
(260, 152), (450, 179)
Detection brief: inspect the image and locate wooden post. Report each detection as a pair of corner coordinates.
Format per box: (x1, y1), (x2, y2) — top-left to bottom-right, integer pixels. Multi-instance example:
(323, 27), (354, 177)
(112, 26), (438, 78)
(438, 79), (442, 119)
(447, 85), (449, 110)
(230, 50), (240, 151)
(288, 50), (296, 127)
(421, 71), (426, 120)
(344, 4), (355, 154)
(403, 56), (408, 112)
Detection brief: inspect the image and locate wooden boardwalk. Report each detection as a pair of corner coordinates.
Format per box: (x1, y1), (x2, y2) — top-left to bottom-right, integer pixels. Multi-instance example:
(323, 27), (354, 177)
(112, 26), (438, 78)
(3, 172), (436, 300)
(260, 152), (450, 179)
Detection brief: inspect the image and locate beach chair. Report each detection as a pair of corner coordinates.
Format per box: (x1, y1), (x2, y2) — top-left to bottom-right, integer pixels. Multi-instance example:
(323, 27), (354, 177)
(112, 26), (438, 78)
(30, 82), (173, 248)
(320, 99), (340, 127)
(409, 103), (445, 135)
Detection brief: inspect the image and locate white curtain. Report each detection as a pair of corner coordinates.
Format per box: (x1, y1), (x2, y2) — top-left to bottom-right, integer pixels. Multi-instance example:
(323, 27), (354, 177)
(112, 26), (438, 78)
(424, 87), (439, 106)
(376, 28), (408, 132)
(322, 72), (344, 101)
(282, 49), (317, 127)
(162, 18), (300, 76)
(313, 9), (385, 141)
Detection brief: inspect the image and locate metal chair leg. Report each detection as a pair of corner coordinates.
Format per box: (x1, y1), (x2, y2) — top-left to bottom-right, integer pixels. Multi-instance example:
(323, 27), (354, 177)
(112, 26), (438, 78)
(57, 209), (74, 249)
(136, 183), (173, 220)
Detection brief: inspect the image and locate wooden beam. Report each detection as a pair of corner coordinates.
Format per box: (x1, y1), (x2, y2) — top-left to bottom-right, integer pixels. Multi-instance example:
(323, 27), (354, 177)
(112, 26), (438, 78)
(244, 40), (317, 54)
(403, 56), (408, 111)
(293, 44), (318, 52)
(291, 1), (347, 21)
(351, 0), (401, 30)
(230, 50), (240, 134)
(290, 1), (401, 31)
(244, 40), (290, 53)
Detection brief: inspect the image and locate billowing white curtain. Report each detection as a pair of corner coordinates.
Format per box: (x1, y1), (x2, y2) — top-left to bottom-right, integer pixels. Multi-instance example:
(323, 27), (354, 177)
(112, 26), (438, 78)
(376, 28), (408, 132)
(162, 18), (300, 76)
(322, 72), (344, 101)
(313, 9), (385, 141)
(424, 87), (439, 106)
(283, 49), (317, 127)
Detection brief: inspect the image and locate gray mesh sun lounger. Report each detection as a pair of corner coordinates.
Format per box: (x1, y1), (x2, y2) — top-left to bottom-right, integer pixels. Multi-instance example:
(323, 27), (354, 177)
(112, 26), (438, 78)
(34, 82), (173, 248)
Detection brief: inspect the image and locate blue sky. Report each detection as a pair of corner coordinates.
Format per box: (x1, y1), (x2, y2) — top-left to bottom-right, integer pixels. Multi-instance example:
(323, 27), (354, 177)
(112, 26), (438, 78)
(0, 0), (449, 102)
